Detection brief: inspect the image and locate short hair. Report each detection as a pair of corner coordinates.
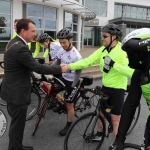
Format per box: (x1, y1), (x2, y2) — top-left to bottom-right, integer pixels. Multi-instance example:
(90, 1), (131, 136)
(14, 19), (20, 23)
(16, 18), (35, 34)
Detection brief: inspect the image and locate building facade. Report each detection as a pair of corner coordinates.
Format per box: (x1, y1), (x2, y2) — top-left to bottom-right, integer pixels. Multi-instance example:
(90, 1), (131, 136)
(0, 0), (95, 54)
(0, 0), (150, 54)
(84, 0), (150, 46)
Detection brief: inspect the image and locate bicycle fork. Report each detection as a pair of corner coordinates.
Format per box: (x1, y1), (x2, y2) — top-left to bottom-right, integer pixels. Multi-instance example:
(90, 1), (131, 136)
(83, 111), (99, 142)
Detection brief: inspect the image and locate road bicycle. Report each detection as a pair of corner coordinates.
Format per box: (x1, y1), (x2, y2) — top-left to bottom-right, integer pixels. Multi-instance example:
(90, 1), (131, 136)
(64, 86), (141, 150)
(0, 108), (7, 138)
(32, 75), (96, 136)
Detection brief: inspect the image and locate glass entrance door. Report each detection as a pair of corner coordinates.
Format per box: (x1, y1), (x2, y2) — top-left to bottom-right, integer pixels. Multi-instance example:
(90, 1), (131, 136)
(84, 27), (94, 46)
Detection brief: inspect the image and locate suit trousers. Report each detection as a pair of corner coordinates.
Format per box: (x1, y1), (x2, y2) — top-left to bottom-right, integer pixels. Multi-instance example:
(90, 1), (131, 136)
(7, 102), (27, 150)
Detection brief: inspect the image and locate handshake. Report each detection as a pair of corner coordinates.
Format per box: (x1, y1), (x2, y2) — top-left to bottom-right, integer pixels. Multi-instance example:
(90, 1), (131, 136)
(61, 64), (70, 73)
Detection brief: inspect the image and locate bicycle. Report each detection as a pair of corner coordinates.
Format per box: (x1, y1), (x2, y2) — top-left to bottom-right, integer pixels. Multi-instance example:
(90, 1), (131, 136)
(64, 86), (141, 150)
(0, 108), (7, 138)
(32, 75), (95, 136)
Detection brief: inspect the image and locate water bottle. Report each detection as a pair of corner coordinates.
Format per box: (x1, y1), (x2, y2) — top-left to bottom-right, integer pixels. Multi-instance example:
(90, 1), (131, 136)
(105, 108), (111, 116)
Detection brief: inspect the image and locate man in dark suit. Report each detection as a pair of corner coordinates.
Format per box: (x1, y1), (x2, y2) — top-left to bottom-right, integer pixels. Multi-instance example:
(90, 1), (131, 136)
(1, 19), (64, 150)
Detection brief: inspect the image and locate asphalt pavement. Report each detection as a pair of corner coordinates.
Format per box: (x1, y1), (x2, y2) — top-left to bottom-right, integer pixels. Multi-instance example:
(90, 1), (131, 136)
(0, 78), (149, 150)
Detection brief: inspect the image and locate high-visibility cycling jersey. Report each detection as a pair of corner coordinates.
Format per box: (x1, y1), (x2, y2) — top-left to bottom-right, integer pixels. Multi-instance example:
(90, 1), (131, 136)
(57, 46), (82, 82)
(70, 42), (134, 90)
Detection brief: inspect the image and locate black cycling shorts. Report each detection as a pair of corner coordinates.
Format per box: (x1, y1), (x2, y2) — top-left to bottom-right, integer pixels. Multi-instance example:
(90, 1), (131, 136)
(102, 86), (125, 115)
(58, 77), (74, 103)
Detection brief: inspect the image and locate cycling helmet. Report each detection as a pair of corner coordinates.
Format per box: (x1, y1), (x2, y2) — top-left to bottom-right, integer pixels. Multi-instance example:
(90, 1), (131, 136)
(122, 28), (150, 54)
(101, 24), (122, 39)
(121, 28), (150, 70)
(57, 28), (73, 39)
(38, 33), (50, 43)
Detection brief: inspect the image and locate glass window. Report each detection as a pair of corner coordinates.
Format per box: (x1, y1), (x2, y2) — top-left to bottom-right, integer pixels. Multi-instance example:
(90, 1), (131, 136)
(0, 15), (10, 28)
(73, 14), (78, 23)
(44, 7), (57, 19)
(73, 33), (77, 41)
(0, 1), (11, 14)
(30, 18), (42, 28)
(0, 0), (11, 51)
(28, 4), (43, 17)
(65, 12), (72, 22)
(0, 28), (11, 40)
(45, 20), (56, 29)
(65, 22), (72, 30)
(73, 25), (77, 31)
(85, 0), (107, 17)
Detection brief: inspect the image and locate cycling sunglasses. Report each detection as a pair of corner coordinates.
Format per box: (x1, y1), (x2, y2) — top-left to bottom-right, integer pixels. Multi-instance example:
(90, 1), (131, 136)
(102, 35), (110, 38)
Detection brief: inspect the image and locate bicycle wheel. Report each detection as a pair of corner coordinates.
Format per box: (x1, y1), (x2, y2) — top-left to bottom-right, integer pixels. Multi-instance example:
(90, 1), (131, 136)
(74, 89), (98, 118)
(126, 103), (141, 136)
(7, 86), (41, 121)
(0, 109), (7, 138)
(0, 82), (7, 106)
(26, 86), (41, 121)
(0, 98), (7, 106)
(64, 112), (106, 150)
(32, 100), (48, 136)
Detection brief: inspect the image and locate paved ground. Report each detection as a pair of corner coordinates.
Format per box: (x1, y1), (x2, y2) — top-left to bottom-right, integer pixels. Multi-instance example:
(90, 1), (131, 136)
(79, 46), (100, 58)
(0, 79), (149, 150)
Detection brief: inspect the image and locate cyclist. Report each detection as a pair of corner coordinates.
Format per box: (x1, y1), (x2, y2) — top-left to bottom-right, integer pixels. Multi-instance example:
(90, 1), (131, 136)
(13, 19), (31, 49)
(38, 33), (61, 64)
(33, 33), (58, 60)
(42, 28), (82, 136)
(109, 28), (150, 150)
(61, 24), (134, 140)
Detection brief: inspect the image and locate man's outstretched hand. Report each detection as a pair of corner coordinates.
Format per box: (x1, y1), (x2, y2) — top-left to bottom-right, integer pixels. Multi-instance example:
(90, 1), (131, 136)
(61, 64), (70, 73)
(109, 141), (124, 150)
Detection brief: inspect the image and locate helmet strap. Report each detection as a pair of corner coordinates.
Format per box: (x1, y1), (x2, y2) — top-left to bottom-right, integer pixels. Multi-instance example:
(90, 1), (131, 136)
(102, 36), (116, 52)
(66, 39), (72, 51)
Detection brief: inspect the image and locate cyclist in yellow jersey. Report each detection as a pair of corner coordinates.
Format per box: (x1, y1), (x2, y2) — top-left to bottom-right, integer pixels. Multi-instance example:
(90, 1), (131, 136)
(61, 24), (134, 140)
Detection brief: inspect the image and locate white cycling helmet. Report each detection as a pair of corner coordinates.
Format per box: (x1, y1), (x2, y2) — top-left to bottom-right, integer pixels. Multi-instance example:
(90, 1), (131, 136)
(121, 28), (150, 70)
(122, 28), (150, 47)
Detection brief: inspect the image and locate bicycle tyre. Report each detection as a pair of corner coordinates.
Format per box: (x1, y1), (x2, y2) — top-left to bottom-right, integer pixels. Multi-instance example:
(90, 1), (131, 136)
(123, 143), (142, 149)
(0, 82), (7, 106)
(32, 100), (48, 136)
(0, 98), (7, 106)
(0, 109), (7, 138)
(74, 89), (97, 118)
(7, 86), (41, 121)
(64, 112), (106, 150)
(26, 86), (41, 121)
(126, 103), (141, 136)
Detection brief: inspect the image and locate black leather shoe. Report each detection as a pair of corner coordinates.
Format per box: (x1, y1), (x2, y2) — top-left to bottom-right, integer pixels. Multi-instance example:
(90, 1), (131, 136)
(21, 145), (33, 150)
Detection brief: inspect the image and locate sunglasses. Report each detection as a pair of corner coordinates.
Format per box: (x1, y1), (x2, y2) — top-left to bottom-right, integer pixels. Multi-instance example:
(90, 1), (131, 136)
(102, 35), (110, 38)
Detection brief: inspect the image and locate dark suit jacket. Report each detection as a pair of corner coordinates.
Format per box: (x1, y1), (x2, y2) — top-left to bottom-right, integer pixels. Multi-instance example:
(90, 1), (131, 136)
(1, 36), (61, 105)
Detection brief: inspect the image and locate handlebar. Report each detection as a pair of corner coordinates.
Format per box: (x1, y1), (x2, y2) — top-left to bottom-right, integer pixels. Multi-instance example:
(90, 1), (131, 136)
(35, 57), (45, 64)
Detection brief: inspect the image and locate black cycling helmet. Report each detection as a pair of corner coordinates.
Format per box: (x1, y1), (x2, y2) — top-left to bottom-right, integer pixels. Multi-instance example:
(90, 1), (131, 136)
(38, 33), (50, 43)
(101, 24), (122, 39)
(57, 28), (73, 39)
(121, 28), (150, 70)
